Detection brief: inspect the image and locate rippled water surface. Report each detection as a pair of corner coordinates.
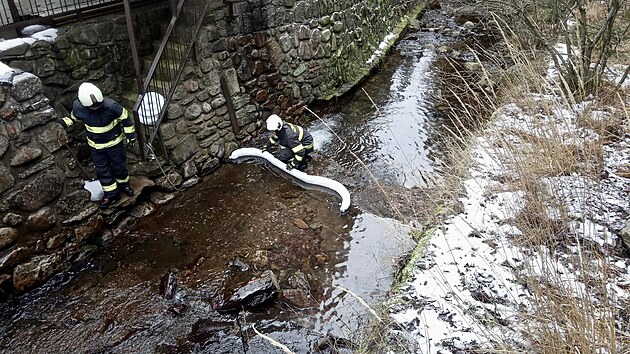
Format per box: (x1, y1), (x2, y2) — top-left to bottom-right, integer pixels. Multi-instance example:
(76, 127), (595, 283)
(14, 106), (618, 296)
(0, 23), (462, 353)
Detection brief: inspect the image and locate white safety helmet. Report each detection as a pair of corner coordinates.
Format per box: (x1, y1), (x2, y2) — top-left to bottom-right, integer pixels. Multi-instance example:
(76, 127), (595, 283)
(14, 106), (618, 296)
(78, 82), (104, 109)
(266, 114), (283, 131)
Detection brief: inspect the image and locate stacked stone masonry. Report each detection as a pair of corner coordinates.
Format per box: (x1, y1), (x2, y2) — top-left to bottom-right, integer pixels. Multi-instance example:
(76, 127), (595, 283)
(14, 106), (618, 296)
(0, 0), (423, 296)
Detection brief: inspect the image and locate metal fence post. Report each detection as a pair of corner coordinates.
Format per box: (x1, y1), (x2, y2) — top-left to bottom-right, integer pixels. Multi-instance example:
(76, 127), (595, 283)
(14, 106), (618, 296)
(123, 0), (146, 160)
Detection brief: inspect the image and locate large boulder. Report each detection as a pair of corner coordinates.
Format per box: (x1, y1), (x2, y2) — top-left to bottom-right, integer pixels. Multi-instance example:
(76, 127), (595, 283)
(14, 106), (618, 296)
(5, 169), (64, 211)
(74, 215), (105, 243)
(38, 123), (68, 153)
(10, 146), (42, 166)
(57, 189), (91, 214)
(11, 73), (42, 102)
(13, 254), (62, 292)
(219, 270), (280, 312)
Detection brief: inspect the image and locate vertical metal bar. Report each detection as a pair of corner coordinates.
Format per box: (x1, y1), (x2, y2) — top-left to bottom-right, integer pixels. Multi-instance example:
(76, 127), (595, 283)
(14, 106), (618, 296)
(123, 0), (146, 160)
(170, 0), (176, 16)
(123, 0), (143, 92)
(132, 97), (146, 160)
(6, 0), (20, 23)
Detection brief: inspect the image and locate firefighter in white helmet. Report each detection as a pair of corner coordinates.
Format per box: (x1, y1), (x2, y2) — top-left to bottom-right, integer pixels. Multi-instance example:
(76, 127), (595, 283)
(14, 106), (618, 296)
(262, 114), (314, 171)
(59, 82), (136, 208)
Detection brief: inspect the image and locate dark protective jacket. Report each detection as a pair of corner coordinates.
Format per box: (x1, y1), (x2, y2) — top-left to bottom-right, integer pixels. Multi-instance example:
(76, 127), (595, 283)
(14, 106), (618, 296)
(266, 122), (313, 163)
(60, 98), (136, 150)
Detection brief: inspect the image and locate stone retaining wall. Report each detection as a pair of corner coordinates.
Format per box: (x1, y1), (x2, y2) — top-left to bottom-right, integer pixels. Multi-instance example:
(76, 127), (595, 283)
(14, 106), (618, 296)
(161, 0), (423, 173)
(0, 0), (424, 297)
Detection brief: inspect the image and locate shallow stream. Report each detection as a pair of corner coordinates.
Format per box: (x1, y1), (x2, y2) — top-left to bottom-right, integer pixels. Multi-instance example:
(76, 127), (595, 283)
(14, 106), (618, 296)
(0, 5), (484, 352)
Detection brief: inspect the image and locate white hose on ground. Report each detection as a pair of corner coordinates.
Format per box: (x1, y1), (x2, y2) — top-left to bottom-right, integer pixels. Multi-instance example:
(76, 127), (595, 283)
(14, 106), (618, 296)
(229, 147), (351, 213)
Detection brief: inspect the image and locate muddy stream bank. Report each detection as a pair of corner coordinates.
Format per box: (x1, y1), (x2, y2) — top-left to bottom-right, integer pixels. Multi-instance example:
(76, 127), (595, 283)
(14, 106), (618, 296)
(0, 3), (496, 352)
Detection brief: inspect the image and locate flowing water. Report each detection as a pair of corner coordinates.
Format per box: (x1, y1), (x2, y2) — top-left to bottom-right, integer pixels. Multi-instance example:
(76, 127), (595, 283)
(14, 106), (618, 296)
(0, 7), (480, 353)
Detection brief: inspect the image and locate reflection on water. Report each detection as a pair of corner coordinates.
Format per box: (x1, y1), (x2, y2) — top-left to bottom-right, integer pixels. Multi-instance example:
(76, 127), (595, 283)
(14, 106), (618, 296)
(311, 36), (447, 188)
(315, 213), (413, 336)
(0, 28), (454, 352)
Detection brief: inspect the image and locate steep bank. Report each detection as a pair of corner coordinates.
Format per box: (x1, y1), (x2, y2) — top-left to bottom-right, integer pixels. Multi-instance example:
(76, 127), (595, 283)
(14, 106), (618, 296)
(384, 1), (630, 352)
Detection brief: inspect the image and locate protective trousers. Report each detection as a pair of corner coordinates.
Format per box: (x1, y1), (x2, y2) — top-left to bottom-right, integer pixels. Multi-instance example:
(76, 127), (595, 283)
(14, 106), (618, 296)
(90, 142), (130, 198)
(275, 145), (314, 169)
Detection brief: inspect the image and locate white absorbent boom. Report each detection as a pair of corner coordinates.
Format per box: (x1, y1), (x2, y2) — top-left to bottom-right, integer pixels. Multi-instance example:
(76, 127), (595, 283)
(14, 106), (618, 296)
(229, 147), (351, 213)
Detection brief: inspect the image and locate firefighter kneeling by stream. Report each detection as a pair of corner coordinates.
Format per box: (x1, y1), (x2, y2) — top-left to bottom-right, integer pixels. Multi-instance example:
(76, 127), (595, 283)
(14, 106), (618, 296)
(58, 82), (137, 209)
(262, 114), (314, 172)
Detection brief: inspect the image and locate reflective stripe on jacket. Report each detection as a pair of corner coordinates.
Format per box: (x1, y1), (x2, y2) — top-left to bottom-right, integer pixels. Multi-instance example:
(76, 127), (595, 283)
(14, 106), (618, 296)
(61, 98), (135, 150)
(267, 122), (313, 162)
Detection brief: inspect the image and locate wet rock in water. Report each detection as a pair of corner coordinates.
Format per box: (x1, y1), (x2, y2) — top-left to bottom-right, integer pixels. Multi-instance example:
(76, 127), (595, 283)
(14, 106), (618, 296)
(219, 270), (280, 312)
(74, 244), (97, 261)
(250, 250), (270, 266)
(180, 176), (200, 190)
(428, 0), (441, 10)
(74, 215), (105, 243)
(314, 254), (327, 265)
(0, 247), (30, 272)
(149, 191), (175, 205)
(13, 253), (62, 292)
(281, 288), (311, 308)
(292, 218), (309, 230)
(287, 270), (310, 290)
(129, 201), (156, 218)
(160, 268), (179, 300)
(182, 319), (244, 353)
(155, 171), (183, 192)
(167, 302), (187, 316)
(0, 273), (12, 298)
(117, 176), (155, 208)
(282, 271), (312, 307)
(94, 230), (114, 246)
(313, 334), (357, 353)
(409, 19), (422, 31)
(228, 259), (250, 272)
(464, 61), (483, 72)
(438, 45), (451, 54)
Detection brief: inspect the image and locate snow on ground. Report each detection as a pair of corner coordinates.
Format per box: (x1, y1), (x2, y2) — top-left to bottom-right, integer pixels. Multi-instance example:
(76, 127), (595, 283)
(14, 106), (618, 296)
(389, 55), (630, 352)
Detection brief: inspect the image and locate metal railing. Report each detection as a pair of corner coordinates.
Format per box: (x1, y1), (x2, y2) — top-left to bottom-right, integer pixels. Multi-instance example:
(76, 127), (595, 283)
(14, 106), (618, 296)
(0, 0), (152, 29)
(132, 0), (210, 159)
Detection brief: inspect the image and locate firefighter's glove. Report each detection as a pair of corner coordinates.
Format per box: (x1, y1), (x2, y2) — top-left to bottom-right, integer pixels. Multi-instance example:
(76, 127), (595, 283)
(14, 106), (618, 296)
(126, 138), (136, 147)
(286, 161), (295, 171)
